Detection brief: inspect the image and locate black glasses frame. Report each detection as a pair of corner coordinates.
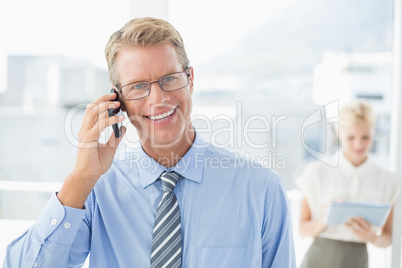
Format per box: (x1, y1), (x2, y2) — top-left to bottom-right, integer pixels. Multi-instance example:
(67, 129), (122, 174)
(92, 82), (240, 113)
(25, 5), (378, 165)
(116, 68), (191, 101)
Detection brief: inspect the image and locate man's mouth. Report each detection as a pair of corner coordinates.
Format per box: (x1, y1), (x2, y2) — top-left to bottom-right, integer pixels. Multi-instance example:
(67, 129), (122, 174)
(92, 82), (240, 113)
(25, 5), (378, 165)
(147, 108), (176, 121)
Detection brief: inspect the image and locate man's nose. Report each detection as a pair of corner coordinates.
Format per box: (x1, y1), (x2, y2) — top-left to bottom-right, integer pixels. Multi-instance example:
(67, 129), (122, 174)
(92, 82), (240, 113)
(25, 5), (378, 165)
(148, 82), (169, 104)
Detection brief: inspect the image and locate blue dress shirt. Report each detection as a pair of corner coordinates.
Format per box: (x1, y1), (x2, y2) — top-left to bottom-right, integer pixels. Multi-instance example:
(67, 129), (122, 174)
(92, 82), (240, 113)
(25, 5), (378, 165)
(4, 134), (296, 268)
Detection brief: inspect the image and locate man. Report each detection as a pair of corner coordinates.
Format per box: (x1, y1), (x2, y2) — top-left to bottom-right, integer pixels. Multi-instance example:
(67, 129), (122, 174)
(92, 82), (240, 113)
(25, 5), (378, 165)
(4, 17), (295, 267)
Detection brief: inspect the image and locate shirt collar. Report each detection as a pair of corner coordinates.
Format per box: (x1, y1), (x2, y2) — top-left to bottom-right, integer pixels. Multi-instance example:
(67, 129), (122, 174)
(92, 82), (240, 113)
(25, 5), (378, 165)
(339, 150), (372, 178)
(138, 132), (208, 189)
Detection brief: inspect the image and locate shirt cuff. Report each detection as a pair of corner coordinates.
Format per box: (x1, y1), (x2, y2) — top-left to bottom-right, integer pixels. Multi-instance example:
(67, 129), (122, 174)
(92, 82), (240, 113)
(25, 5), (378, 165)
(32, 192), (86, 245)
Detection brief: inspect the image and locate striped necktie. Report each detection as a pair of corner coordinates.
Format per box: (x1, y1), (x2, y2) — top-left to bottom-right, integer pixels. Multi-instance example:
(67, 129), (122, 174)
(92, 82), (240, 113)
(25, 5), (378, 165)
(150, 171), (182, 268)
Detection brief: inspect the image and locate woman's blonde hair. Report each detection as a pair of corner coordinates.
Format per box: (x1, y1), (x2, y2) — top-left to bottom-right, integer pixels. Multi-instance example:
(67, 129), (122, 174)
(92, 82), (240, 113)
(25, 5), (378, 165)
(339, 100), (377, 127)
(105, 17), (190, 87)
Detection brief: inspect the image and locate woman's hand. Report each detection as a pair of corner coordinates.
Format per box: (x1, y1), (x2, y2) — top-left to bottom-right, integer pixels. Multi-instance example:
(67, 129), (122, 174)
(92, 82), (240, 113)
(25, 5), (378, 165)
(299, 197), (328, 238)
(344, 217), (377, 243)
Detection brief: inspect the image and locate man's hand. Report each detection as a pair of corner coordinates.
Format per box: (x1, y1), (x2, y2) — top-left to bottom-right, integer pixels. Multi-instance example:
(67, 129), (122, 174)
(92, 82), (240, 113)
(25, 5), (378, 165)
(74, 92), (126, 181)
(58, 92), (126, 208)
(344, 216), (377, 243)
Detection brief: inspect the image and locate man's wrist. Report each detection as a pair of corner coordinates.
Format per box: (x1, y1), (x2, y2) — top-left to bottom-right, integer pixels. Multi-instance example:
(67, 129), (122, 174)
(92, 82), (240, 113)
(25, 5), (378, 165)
(57, 172), (96, 209)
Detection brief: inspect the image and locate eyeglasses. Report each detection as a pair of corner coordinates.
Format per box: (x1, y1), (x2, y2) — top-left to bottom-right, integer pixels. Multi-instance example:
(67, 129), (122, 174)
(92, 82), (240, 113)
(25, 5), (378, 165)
(118, 68), (190, 100)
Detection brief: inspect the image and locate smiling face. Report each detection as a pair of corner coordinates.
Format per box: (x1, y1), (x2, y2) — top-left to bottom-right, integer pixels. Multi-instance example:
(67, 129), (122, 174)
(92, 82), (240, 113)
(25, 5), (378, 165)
(115, 43), (194, 150)
(339, 122), (374, 166)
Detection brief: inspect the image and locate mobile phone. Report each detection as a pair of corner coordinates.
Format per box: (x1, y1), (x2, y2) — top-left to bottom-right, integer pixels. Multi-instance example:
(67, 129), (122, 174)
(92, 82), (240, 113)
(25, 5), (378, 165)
(108, 88), (121, 138)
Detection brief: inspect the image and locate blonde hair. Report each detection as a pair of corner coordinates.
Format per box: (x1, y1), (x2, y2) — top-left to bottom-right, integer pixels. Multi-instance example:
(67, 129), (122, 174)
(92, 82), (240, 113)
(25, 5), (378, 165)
(339, 100), (377, 127)
(105, 17), (190, 87)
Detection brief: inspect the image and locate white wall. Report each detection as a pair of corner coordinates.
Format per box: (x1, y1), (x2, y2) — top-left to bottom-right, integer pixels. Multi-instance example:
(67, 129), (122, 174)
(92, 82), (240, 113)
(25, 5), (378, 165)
(390, 1), (402, 267)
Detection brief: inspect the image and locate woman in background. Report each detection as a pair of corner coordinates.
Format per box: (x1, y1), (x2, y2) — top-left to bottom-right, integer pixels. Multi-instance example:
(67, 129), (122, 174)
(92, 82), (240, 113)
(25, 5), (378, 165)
(297, 100), (400, 268)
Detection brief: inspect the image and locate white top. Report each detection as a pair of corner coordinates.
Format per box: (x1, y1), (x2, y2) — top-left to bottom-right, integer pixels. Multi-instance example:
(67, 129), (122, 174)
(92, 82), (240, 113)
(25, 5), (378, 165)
(296, 152), (400, 243)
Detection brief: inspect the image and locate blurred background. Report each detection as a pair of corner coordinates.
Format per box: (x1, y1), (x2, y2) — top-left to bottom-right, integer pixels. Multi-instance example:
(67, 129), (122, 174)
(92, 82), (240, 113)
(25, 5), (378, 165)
(0, 0), (401, 267)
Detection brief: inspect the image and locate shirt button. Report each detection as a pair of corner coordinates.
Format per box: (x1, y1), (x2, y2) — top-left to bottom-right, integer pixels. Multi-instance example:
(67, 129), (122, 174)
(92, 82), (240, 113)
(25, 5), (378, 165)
(64, 222), (71, 229)
(33, 262), (38, 267)
(50, 219), (57, 225)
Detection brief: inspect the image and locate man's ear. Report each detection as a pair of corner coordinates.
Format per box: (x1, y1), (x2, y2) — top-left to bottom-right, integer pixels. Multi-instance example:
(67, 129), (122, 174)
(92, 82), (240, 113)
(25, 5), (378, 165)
(120, 99), (127, 112)
(188, 66), (194, 94)
(119, 95), (127, 112)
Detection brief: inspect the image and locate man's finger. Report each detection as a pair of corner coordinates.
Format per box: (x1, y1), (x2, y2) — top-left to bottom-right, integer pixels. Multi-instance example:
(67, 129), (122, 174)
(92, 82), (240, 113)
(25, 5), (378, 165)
(97, 102), (121, 121)
(107, 126), (127, 148)
(97, 115), (125, 132)
(82, 93), (117, 124)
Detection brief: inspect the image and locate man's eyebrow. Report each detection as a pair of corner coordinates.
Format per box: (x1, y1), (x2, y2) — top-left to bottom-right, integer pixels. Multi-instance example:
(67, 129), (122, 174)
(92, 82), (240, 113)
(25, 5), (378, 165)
(122, 69), (183, 86)
(123, 78), (148, 85)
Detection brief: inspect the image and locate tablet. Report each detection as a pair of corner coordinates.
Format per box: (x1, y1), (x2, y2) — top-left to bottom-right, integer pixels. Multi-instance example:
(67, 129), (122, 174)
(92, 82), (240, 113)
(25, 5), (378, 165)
(324, 202), (391, 227)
